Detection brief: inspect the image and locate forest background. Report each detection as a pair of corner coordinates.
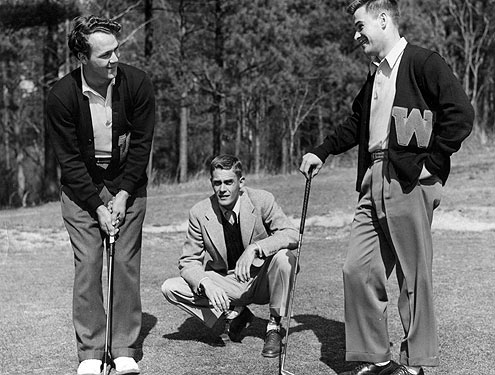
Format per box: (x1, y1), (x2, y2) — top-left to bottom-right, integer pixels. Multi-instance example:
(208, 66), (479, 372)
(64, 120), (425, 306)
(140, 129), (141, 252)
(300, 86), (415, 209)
(0, 0), (493, 207)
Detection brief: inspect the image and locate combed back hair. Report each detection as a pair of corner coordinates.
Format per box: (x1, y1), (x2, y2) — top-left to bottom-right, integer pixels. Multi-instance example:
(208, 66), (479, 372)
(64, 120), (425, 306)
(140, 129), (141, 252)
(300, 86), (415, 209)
(347, 0), (400, 24)
(210, 154), (243, 179)
(68, 15), (121, 58)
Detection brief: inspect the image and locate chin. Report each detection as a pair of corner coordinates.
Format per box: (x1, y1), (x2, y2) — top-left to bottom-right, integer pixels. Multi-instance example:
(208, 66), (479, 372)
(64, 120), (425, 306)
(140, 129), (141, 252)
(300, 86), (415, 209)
(218, 200), (234, 209)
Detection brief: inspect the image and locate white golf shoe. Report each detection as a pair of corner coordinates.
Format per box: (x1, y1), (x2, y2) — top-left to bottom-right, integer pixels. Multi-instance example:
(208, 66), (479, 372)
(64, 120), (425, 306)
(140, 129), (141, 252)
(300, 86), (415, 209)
(77, 359), (102, 375)
(114, 357), (140, 375)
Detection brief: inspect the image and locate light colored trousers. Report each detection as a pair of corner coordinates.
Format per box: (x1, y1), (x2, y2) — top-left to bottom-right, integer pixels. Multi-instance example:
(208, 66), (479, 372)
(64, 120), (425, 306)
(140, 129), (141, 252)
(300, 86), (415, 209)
(343, 158), (442, 367)
(162, 249), (296, 328)
(61, 185), (146, 361)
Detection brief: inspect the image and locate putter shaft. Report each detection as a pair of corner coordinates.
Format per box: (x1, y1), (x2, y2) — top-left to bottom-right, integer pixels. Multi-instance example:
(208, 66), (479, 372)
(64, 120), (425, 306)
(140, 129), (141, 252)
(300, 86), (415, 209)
(279, 174), (312, 375)
(103, 235), (115, 374)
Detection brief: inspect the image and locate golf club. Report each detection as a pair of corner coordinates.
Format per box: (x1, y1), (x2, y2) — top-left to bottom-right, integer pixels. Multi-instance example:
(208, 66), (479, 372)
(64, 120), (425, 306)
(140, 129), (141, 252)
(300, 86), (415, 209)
(103, 234), (115, 375)
(279, 170), (313, 375)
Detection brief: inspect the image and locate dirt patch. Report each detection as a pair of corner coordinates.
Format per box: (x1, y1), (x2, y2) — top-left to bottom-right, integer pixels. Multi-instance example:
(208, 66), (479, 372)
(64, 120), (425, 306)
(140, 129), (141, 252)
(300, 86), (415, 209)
(141, 207), (495, 235)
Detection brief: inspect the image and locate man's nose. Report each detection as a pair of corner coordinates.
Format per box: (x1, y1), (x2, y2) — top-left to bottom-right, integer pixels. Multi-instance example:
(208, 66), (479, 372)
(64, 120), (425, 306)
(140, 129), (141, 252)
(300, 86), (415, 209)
(354, 31), (361, 41)
(110, 51), (119, 63)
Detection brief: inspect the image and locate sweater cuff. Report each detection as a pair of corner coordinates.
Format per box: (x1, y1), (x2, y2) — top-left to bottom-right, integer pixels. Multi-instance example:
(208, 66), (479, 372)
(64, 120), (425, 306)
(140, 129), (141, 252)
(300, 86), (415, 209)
(87, 195), (105, 213)
(309, 145), (329, 164)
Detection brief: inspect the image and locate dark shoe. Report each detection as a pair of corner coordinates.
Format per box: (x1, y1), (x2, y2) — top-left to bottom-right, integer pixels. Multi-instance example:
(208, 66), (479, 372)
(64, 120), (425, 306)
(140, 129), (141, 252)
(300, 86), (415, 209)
(228, 307), (254, 342)
(261, 329), (282, 358)
(390, 366), (424, 375)
(339, 361), (399, 375)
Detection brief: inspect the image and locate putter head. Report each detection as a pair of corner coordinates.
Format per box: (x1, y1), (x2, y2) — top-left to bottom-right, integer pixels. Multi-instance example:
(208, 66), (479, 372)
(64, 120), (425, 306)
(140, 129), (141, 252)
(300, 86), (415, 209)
(279, 345), (295, 375)
(102, 363), (110, 375)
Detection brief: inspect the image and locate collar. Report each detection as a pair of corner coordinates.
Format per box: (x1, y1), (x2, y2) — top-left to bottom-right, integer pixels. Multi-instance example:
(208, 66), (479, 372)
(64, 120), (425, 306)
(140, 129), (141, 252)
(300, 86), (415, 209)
(369, 37), (407, 74)
(219, 195), (241, 218)
(81, 66), (115, 98)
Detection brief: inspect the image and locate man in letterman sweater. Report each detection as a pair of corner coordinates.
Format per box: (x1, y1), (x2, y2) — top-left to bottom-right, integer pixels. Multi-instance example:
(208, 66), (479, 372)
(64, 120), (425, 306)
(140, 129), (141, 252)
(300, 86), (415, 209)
(299, 1), (474, 375)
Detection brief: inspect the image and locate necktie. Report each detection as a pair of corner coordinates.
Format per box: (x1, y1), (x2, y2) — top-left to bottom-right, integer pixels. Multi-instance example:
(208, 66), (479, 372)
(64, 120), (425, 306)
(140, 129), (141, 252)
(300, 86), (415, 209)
(226, 210), (237, 225)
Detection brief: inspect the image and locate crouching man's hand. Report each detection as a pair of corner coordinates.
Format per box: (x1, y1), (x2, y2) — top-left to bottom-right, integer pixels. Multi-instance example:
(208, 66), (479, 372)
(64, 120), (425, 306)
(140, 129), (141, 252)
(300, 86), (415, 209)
(201, 278), (230, 313)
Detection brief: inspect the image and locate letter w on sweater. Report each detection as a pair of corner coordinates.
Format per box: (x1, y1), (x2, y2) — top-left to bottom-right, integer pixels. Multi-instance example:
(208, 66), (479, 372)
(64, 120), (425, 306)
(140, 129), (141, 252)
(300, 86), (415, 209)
(392, 107), (433, 148)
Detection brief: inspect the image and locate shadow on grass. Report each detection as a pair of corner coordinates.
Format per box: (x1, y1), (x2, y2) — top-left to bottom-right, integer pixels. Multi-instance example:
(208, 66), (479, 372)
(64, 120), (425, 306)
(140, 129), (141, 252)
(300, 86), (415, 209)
(161, 313), (349, 372)
(162, 315), (269, 347)
(136, 312), (158, 361)
(290, 314), (348, 373)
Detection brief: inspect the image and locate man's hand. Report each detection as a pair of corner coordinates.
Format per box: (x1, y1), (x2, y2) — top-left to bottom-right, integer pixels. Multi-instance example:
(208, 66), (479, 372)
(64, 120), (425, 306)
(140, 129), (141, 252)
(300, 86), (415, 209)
(201, 278), (230, 313)
(235, 245), (258, 283)
(110, 190), (129, 227)
(96, 205), (118, 236)
(299, 153), (323, 179)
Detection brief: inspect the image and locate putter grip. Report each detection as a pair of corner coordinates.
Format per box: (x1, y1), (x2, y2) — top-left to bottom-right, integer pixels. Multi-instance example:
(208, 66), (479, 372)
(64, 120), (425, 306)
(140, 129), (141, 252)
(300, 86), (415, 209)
(299, 174), (312, 235)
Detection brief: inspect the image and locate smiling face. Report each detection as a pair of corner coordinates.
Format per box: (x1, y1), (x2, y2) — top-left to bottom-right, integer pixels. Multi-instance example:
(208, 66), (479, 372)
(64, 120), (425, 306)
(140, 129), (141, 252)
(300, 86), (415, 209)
(79, 31), (120, 88)
(210, 168), (245, 210)
(353, 6), (386, 59)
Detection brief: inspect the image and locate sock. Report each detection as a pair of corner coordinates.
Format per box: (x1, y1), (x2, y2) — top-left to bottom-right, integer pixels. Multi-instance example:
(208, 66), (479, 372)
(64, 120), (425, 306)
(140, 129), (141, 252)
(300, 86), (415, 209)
(405, 367), (421, 375)
(225, 306), (244, 320)
(375, 361), (390, 367)
(266, 316), (281, 332)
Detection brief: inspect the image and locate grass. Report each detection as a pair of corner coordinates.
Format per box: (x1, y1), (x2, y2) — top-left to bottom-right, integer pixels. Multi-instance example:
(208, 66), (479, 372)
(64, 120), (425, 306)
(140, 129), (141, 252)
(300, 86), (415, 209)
(0, 144), (494, 375)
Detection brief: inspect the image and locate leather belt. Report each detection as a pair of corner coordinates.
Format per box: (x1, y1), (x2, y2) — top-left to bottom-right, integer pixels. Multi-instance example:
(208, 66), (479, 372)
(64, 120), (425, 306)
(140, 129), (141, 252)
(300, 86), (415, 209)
(95, 157), (111, 164)
(370, 149), (388, 163)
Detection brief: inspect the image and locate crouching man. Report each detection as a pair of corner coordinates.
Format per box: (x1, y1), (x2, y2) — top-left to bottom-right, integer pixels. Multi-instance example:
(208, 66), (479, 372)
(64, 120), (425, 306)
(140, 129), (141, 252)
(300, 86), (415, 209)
(161, 154), (298, 357)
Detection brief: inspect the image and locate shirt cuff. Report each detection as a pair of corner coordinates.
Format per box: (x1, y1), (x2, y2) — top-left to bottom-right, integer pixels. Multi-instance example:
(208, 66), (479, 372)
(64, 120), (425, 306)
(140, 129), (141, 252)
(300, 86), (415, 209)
(197, 276), (210, 295)
(253, 242), (265, 259)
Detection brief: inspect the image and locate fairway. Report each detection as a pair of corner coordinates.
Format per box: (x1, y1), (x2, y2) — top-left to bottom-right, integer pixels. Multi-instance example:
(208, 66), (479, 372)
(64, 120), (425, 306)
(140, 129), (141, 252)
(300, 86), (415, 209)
(1, 146), (494, 375)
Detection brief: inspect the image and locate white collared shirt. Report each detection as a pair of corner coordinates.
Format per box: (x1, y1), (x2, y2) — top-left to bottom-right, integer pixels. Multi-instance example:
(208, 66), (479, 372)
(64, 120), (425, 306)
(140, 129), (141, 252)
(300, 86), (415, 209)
(368, 37), (408, 152)
(81, 68), (115, 159)
(220, 198), (241, 225)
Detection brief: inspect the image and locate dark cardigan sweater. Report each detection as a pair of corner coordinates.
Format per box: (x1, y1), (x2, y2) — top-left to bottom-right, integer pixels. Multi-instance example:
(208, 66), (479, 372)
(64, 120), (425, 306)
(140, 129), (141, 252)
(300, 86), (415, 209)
(46, 63), (155, 211)
(311, 44), (474, 193)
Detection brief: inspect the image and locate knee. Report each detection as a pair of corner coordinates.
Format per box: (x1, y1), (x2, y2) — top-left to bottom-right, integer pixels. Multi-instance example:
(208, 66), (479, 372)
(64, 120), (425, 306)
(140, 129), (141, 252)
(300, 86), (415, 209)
(342, 260), (354, 280)
(161, 278), (181, 303)
(271, 249), (296, 275)
(342, 259), (362, 285)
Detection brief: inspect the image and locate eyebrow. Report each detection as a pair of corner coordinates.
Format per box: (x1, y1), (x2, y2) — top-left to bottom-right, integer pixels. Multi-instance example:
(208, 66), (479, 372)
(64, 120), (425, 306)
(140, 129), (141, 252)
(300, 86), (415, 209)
(212, 178), (234, 183)
(97, 43), (119, 58)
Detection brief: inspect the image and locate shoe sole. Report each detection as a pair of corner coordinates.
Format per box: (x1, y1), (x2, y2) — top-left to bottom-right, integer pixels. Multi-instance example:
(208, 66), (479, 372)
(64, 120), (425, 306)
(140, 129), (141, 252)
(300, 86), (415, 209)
(115, 370), (140, 375)
(261, 350), (281, 358)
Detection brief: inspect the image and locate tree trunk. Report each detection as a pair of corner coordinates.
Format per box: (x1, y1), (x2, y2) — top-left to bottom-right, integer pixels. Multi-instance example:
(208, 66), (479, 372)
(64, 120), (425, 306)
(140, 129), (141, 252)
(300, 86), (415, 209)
(43, 22), (61, 201)
(144, 0), (153, 57)
(235, 92), (245, 156)
(317, 84), (324, 144)
(212, 91), (225, 156)
(253, 99), (261, 176)
(179, 91), (188, 182)
(212, 0), (224, 156)
(281, 133), (289, 175)
(1, 61), (10, 170)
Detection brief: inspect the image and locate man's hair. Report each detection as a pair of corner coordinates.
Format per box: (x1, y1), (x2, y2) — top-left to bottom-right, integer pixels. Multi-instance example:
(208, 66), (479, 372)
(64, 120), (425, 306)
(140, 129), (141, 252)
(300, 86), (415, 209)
(68, 15), (121, 58)
(347, 0), (400, 24)
(210, 154), (243, 179)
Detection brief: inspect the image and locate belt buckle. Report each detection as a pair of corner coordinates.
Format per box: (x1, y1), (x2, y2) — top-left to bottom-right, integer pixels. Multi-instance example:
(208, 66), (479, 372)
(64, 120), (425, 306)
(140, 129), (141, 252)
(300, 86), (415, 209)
(371, 150), (385, 163)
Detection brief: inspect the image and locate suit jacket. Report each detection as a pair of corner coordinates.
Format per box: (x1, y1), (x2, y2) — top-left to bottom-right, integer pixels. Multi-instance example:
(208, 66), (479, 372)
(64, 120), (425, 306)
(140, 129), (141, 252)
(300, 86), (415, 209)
(46, 63), (155, 212)
(178, 187), (299, 293)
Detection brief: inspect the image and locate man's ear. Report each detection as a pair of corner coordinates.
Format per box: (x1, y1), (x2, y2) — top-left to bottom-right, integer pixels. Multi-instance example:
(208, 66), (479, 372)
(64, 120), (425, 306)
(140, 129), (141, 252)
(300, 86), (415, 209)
(239, 176), (245, 187)
(379, 12), (387, 29)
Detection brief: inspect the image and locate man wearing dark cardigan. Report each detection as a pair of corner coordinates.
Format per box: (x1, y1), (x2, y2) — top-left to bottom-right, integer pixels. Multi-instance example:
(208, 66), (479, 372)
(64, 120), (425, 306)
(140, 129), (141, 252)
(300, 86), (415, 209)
(46, 15), (155, 375)
(300, 1), (474, 375)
